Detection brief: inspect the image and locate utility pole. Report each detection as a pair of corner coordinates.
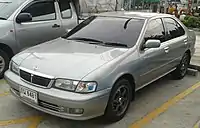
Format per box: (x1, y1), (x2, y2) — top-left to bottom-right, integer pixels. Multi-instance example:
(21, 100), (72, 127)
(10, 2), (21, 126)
(164, 0), (168, 13)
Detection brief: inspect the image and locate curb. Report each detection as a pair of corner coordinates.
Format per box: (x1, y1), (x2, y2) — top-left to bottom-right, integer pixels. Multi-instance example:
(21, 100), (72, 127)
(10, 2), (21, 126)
(193, 28), (200, 32)
(189, 28), (200, 32)
(189, 64), (200, 72)
(187, 68), (199, 76)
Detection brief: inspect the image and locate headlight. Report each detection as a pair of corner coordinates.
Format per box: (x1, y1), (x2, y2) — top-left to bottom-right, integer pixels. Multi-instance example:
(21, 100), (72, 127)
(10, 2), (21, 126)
(10, 61), (19, 75)
(76, 82), (97, 93)
(55, 79), (78, 91)
(54, 79), (97, 93)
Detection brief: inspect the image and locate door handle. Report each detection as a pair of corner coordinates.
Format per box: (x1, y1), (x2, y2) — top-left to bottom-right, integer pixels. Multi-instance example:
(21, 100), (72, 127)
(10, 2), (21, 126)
(164, 47), (169, 53)
(52, 24), (60, 28)
(184, 39), (188, 45)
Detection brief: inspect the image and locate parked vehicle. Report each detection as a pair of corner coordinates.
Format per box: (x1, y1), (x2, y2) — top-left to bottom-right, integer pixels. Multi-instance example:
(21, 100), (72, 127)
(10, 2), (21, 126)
(0, 0), (79, 78)
(5, 12), (196, 122)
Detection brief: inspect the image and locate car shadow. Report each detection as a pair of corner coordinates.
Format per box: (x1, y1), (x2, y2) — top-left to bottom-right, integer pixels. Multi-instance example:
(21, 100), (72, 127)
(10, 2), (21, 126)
(37, 75), (174, 127)
(27, 74), (198, 128)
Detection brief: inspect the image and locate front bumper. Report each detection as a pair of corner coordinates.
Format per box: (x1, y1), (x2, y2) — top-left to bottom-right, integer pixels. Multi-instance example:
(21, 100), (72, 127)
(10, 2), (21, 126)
(4, 70), (111, 120)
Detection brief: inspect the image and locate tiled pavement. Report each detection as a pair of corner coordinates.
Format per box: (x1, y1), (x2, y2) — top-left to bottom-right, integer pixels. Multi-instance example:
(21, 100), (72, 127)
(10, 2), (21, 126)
(191, 31), (200, 66)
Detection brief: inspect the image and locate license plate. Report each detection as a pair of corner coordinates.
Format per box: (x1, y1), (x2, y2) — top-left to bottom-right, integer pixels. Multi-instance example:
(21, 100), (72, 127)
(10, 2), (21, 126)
(19, 86), (38, 104)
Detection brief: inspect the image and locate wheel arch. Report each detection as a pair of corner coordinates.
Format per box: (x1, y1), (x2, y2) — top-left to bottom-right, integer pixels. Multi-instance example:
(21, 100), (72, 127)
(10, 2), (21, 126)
(185, 49), (191, 60)
(0, 43), (14, 59)
(113, 73), (136, 100)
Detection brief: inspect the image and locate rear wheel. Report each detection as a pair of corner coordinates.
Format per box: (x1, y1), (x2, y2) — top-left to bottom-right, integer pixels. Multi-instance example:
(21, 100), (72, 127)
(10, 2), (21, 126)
(0, 50), (9, 79)
(171, 52), (190, 80)
(104, 79), (133, 122)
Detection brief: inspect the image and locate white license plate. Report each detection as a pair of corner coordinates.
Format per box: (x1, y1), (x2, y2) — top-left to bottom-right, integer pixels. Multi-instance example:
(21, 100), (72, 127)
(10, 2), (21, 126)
(19, 86), (38, 104)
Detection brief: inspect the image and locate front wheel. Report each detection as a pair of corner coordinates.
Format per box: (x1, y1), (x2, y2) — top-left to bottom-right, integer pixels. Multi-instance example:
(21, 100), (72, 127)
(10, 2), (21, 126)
(171, 52), (190, 80)
(104, 79), (133, 122)
(0, 50), (9, 79)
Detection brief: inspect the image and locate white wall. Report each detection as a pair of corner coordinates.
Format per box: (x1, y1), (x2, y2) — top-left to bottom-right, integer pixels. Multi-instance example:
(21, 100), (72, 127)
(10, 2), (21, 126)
(79, 0), (123, 13)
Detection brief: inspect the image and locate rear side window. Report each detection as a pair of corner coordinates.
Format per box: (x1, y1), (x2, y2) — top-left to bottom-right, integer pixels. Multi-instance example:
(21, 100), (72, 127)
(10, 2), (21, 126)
(58, 0), (72, 19)
(164, 18), (185, 40)
(22, 1), (56, 22)
(144, 18), (166, 42)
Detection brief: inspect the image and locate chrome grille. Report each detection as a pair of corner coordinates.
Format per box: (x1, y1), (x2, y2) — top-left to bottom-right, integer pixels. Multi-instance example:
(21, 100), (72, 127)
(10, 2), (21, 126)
(20, 70), (51, 87)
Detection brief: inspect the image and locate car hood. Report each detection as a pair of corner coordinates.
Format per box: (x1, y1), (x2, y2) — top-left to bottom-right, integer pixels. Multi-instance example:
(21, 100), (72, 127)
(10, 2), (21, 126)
(17, 38), (129, 80)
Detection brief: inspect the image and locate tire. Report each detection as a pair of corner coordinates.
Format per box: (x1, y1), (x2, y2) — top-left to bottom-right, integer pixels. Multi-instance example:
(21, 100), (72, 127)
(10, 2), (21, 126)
(104, 79), (133, 122)
(171, 52), (190, 80)
(0, 50), (9, 79)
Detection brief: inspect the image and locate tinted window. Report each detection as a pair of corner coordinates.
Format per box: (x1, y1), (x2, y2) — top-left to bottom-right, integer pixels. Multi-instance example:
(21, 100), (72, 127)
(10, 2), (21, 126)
(66, 16), (144, 48)
(58, 0), (72, 18)
(144, 19), (165, 42)
(164, 18), (185, 40)
(22, 1), (56, 22)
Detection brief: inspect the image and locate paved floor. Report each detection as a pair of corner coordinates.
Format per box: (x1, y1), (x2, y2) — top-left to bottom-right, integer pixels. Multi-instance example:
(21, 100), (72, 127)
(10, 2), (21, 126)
(143, 81), (200, 128)
(0, 73), (200, 128)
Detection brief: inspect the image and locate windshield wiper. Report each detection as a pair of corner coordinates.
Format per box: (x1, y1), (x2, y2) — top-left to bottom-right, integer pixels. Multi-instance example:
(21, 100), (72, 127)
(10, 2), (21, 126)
(67, 37), (104, 44)
(0, 17), (6, 20)
(0, 2), (12, 3)
(104, 42), (128, 47)
(67, 37), (128, 47)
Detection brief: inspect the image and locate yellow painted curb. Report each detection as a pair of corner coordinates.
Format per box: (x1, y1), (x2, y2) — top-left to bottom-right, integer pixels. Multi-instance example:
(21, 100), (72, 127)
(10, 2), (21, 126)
(0, 91), (10, 97)
(28, 116), (43, 128)
(0, 116), (43, 128)
(0, 79), (5, 84)
(129, 81), (200, 128)
(194, 120), (200, 128)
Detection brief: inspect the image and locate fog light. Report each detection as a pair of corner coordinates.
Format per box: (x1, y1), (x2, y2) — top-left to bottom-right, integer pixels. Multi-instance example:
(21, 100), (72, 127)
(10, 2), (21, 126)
(69, 108), (84, 114)
(58, 106), (84, 114)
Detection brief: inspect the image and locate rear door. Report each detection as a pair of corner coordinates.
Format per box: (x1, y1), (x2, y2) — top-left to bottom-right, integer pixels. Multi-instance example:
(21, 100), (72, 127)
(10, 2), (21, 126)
(162, 17), (187, 70)
(15, 0), (63, 50)
(57, 0), (78, 34)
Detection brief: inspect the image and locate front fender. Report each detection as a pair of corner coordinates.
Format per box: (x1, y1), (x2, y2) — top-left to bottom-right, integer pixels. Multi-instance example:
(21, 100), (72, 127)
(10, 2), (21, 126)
(0, 20), (18, 54)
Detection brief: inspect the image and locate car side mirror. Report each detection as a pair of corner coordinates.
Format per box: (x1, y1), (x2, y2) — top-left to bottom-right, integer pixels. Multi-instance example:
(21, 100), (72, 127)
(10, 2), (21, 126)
(16, 13), (32, 23)
(143, 39), (161, 49)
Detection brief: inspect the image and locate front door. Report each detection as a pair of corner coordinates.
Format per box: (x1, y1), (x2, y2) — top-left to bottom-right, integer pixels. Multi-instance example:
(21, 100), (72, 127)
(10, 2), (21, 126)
(137, 18), (169, 87)
(15, 0), (63, 50)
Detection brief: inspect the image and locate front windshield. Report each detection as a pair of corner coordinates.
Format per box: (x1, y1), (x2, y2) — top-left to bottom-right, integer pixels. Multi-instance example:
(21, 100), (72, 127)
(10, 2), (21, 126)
(0, 0), (26, 19)
(66, 16), (145, 48)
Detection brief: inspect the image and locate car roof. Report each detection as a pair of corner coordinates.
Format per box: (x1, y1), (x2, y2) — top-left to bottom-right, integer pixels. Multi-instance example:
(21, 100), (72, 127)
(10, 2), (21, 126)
(95, 11), (171, 20)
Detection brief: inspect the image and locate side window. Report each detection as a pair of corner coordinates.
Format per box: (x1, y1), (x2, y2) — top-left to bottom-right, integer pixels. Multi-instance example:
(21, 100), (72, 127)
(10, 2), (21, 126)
(22, 1), (56, 22)
(58, 0), (72, 19)
(144, 19), (166, 42)
(164, 18), (185, 40)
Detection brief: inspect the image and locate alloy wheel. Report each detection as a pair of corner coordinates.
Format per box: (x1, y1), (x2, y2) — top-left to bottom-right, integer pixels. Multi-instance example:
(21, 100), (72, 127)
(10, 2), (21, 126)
(0, 56), (5, 74)
(180, 54), (189, 76)
(111, 85), (130, 116)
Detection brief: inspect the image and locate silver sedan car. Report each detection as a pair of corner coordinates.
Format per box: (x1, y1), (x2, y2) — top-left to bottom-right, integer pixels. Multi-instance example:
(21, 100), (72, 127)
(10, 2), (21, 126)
(5, 12), (196, 122)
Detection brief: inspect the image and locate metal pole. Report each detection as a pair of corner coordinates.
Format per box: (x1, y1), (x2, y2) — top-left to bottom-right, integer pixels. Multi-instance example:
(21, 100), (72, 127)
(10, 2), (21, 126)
(164, 0), (168, 13)
(115, 0), (118, 11)
(129, 0), (132, 10)
(133, 0), (136, 10)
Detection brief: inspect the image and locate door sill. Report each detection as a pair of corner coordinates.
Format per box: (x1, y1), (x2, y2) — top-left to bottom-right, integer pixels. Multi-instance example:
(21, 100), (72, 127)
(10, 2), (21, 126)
(136, 68), (176, 91)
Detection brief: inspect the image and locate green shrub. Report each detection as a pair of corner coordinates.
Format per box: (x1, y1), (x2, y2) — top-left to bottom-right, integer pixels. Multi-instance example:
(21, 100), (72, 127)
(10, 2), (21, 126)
(183, 15), (200, 28)
(184, 15), (190, 20)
